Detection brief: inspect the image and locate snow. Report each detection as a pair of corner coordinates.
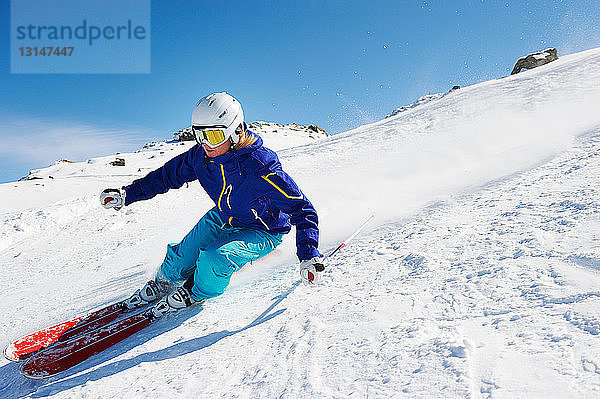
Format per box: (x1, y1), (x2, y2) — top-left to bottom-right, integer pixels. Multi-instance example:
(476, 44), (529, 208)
(1, 47), (600, 398)
(386, 86), (460, 118)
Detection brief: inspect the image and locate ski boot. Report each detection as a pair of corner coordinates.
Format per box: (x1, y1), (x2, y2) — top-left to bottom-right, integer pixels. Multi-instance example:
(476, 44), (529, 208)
(122, 279), (174, 310)
(148, 286), (201, 319)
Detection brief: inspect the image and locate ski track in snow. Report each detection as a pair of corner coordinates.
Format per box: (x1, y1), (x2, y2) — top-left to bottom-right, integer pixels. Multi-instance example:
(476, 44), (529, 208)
(1, 48), (600, 398)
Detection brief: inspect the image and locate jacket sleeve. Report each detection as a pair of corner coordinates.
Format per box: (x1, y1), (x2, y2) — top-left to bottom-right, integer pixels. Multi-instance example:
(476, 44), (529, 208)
(123, 147), (198, 205)
(260, 167), (321, 261)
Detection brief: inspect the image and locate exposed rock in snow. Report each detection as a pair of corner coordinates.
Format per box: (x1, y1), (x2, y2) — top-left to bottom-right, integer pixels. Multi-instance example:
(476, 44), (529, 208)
(386, 85), (460, 118)
(248, 121), (328, 146)
(109, 158), (126, 167)
(511, 47), (559, 75)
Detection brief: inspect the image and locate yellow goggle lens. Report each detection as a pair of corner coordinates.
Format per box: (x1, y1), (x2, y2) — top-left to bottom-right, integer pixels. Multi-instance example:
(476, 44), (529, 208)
(201, 129), (226, 146)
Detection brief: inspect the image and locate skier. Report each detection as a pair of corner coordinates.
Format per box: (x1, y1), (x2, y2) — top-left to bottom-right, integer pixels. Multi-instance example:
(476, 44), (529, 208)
(100, 92), (324, 317)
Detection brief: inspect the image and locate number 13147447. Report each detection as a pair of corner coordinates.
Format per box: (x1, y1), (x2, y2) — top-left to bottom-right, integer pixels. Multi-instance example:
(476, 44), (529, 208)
(19, 47), (74, 56)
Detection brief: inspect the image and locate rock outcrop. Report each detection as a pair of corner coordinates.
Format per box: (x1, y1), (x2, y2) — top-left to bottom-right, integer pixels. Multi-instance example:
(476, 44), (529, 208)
(511, 48), (558, 75)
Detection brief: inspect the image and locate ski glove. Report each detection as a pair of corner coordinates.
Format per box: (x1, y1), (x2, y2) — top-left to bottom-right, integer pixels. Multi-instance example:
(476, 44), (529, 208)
(299, 257), (325, 285)
(100, 188), (126, 210)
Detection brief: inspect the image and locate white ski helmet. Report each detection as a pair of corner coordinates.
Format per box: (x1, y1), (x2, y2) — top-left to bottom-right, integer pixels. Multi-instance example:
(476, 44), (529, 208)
(191, 92), (244, 147)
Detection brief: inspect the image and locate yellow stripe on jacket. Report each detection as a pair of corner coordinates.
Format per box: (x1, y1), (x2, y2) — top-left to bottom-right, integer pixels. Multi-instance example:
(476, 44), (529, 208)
(261, 173), (303, 200)
(218, 164), (226, 211)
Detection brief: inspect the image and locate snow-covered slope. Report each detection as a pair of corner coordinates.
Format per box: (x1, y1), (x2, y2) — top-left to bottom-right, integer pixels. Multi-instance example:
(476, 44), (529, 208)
(1, 48), (600, 398)
(386, 85), (460, 118)
(248, 121), (328, 148)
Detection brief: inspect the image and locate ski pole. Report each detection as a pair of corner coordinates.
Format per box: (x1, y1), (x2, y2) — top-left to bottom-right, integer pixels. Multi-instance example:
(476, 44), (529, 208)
(323, 213), (375, 264)
(304, 214), (374, 283)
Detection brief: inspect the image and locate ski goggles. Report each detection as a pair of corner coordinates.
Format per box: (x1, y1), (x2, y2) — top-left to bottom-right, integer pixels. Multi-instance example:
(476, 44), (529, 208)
(192, 125), (229, 148)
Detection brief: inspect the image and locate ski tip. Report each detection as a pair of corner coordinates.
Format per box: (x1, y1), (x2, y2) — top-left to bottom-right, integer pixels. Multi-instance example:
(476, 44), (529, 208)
(3, 343), (21, 363)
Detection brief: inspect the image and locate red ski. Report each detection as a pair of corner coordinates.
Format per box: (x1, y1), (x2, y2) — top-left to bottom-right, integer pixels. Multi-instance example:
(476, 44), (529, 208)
(20, 308), (155, 379)
(4, 302), (128, 362)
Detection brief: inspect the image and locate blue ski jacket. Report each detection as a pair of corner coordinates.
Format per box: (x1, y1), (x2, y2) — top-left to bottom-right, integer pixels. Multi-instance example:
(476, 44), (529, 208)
(123, 133), (321, 261)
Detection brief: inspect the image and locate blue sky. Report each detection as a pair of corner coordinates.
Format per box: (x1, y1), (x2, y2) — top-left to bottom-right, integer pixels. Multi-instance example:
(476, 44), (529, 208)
(1, 0), (599, 183)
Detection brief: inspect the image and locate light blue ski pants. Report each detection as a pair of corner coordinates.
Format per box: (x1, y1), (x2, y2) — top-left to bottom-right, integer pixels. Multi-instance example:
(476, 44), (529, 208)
(158, 207), (283, 301)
